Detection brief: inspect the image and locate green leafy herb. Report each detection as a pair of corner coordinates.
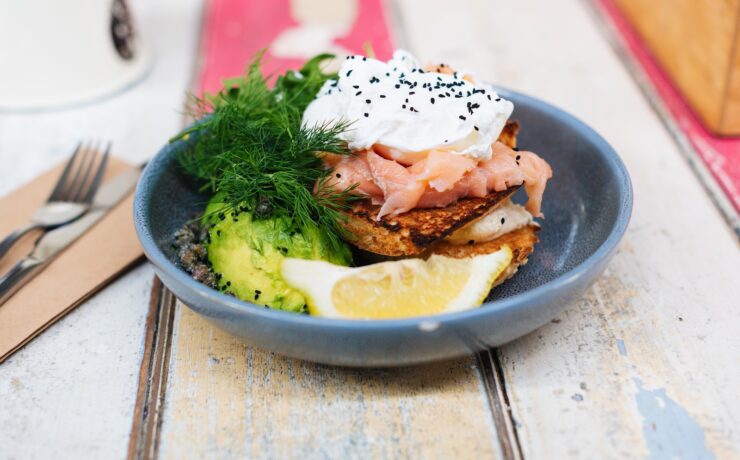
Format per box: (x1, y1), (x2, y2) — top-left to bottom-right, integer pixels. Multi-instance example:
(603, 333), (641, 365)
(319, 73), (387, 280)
(172, 52), (356, 254)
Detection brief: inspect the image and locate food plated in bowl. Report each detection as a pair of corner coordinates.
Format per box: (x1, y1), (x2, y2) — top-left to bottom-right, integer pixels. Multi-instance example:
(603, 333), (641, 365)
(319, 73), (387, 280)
(134, 50), (632, 366)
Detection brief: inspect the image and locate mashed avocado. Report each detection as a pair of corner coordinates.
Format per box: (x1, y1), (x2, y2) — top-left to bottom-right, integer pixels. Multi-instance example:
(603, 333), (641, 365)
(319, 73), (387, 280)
(203, 196), (351, 312)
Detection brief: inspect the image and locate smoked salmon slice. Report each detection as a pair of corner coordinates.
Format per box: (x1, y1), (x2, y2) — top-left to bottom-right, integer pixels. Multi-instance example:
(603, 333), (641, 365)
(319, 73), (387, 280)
(323, 141), (552, 219)
(365, 151), (425, 218)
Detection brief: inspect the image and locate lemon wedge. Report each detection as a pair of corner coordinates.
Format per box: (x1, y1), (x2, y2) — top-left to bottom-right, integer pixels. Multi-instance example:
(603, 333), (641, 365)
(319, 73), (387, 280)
(280, 247), (513, 319)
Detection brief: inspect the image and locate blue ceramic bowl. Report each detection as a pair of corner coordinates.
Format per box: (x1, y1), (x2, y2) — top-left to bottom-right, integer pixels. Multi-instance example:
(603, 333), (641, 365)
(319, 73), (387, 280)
(134, 89), (632, 367)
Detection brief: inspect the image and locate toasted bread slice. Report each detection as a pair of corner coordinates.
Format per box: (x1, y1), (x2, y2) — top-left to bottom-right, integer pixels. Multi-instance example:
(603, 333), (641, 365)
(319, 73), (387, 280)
(498, 120), (520, 149)
(342, 187), (519, 256)
(431, 224), (539, 263)
(341, 120), (523, 256)
(432, 224), (539, 288)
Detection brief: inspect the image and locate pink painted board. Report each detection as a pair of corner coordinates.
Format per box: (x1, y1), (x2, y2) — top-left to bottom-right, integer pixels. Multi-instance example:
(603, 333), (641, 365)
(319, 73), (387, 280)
(197, 0), (395, 95)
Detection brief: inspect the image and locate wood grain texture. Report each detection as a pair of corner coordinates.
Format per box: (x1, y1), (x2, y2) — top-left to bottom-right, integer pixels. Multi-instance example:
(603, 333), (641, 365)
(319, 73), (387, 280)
(725, 16), (740, 133)
(615, 0), (740, 134)
(157, 303), (503, 459)
(128, 278), (178, 460)
(477, 350), (523, 460)
(397, 0), (740, 458)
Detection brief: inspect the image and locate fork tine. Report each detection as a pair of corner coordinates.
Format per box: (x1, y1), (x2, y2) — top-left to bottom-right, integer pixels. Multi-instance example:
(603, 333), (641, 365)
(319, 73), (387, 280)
(69, 141), (102, 202)
(82, 142), (111, 203)
(58, 142), (93, 202)
(47, 142), (82, 202)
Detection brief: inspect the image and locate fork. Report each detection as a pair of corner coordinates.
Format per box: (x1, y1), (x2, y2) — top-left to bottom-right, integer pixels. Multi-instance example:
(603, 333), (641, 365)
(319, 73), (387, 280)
(0, 142), (111, 261)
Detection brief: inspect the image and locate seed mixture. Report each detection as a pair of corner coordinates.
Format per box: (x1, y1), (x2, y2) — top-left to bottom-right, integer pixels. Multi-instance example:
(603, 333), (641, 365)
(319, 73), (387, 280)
(172, 219), (218, 288)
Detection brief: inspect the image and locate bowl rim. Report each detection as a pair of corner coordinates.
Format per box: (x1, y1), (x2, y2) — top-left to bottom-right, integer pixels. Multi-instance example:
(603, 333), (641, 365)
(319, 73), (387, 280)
(134, 88), (633, 331)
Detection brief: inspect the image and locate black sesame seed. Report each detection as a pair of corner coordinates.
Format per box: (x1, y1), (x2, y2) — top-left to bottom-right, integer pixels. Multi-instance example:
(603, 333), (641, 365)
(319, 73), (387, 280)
(430, 97), (435, 104)
(495, 98), (501, 101)
(364, 113), (369, 117)
(380, 94), (386, 98)
(468, 240), (475, 245)
(362, 56), (367, 61)
(513, 147), (520, 151)
(409, 91), (415, 95)
(336, 173), (341, 178)
(402, 104), (406, 109)
(501, 217), (506, 225)
(395, 84), (400, 89)
(353, 84), (359, 89)
(355, 91), (362, 96)
(515, 155), (521, 160)
(474, 126), (479, 131)
(365, 99), (371, 103)
(459, 115), (466, 120)
(346, 70), (353, 77)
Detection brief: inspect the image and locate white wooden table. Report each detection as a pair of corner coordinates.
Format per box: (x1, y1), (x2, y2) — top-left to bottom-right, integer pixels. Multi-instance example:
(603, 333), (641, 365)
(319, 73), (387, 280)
(1, 0), (738, 459)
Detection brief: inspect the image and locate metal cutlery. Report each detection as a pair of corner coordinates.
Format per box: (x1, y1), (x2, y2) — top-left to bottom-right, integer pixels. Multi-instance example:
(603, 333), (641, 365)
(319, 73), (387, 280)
(0, 142), (111, 261)
(0, 166), (141, 306)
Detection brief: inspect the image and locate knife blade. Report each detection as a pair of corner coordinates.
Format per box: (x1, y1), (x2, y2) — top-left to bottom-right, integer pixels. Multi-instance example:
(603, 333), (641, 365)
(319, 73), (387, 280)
(0, 167), (141, 305)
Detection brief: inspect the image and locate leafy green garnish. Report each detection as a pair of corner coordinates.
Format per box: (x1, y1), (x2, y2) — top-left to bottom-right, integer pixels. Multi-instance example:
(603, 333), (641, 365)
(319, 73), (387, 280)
(172, 53), (356, 254)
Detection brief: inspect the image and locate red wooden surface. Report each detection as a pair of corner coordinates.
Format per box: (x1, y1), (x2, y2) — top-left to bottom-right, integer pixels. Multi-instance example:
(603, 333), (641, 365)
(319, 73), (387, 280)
(599, 0), (740, 213)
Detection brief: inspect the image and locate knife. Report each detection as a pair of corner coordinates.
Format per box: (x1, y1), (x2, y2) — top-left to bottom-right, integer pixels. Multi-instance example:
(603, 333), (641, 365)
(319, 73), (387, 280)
(0, 167), (141, 306)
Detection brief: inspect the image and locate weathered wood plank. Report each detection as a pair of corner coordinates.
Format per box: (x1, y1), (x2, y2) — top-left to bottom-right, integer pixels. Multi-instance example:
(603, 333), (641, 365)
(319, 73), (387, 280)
(128, 278), (178, 460)
(397, 0), (740, 458)
(157, 304), (502, 459)
(477, 350), (523, 460)
(0, 0), (203, 457)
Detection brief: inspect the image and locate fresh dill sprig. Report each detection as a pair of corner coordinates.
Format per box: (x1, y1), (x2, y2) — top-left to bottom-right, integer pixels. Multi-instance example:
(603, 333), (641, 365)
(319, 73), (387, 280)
(172, 52), (356, 253)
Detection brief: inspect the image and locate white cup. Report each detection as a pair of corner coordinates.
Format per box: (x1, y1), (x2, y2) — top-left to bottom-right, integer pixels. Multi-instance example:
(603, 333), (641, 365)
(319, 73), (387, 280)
(0, 0), (150, 110)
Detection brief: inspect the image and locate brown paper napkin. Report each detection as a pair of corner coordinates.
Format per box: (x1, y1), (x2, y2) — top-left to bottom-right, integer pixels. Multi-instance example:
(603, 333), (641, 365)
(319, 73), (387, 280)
(0, 158), (143, 362)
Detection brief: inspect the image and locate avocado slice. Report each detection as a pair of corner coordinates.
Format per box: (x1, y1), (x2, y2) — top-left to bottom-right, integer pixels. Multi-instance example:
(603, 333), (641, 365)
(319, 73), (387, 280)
(203, 196), (351, 313)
